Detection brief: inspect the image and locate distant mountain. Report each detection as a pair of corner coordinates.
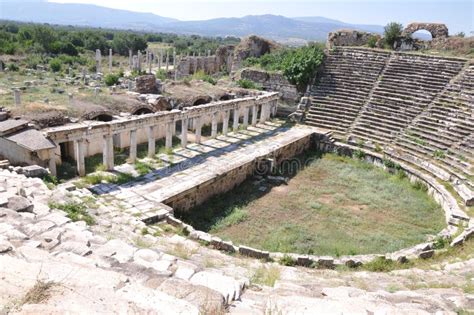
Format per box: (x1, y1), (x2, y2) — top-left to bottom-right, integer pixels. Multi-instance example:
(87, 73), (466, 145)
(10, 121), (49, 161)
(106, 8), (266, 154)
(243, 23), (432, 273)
(0, 0), (177, 29)
(0, 0), (384, 42)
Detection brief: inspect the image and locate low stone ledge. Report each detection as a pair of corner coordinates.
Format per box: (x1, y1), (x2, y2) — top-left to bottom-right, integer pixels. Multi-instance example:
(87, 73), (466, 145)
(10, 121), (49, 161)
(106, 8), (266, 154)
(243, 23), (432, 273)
(210, 237), (236, 253)
(238, 245), (270, 260)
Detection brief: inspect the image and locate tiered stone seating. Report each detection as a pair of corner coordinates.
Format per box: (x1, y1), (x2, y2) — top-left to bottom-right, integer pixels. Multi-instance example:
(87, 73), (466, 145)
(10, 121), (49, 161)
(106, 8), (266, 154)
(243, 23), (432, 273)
(305, 48), (391, 138)
(395, 64), (474, 184)
(351, 53), (466, 145)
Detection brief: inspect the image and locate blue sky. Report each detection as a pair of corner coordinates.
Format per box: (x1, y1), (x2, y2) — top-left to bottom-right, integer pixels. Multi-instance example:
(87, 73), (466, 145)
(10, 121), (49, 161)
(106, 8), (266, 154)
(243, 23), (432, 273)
(45, 0), (472, 34)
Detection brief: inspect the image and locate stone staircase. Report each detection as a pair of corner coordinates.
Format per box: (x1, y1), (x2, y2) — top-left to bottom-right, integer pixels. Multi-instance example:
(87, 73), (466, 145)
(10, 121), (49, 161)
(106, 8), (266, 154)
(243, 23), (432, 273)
(305, 48), (391, 139)
(305, 47), (472, 205)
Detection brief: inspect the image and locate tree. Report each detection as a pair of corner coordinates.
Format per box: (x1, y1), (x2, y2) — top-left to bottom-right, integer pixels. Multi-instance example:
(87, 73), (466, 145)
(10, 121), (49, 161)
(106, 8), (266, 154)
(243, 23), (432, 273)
(61, 42), (78, 56)
(112, 33), (147, 55)
(281, 44), (324, 89)
(31, 25), (57, 52)
(384, 22), (403, 48)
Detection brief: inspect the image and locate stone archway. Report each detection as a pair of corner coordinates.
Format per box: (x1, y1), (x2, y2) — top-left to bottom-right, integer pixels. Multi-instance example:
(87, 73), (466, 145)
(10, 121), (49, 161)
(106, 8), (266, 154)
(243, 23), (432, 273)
(403, 23), (449, 39)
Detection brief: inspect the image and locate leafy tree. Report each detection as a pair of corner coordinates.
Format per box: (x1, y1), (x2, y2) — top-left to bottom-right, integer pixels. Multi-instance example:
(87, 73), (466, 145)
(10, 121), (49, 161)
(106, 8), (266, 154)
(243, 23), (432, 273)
(281, 43), (324, 89)
(60, 42), (78, 56)
(384, 22), (403, 48)
(112, 32), (147, 55)
(31, 25), (57, 52)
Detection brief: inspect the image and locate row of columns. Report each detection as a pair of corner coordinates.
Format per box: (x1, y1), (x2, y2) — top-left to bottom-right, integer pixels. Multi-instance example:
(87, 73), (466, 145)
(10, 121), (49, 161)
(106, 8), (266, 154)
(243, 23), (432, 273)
(58, 101), (277, 176)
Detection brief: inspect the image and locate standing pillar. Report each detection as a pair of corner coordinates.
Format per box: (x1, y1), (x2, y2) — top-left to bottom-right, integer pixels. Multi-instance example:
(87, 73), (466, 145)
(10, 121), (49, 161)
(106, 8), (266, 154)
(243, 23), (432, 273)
(233, 107), (240, 131)
(259, 104), (268, 123)
(75, 139), (86, 177)
(13, 89), (20, 106)
(222, 110), (229, 136)
(159, 49), (163, 70)
(211, 112), (218, 138)
(195, 116), (202, 144)
(251, 105), (258, 126)
(103, 135), (114, 170)
(243, 106), (249, 129)
(181, 118), (188, 148)
(147, 126), (156, 158)
(271, 100), (278, 117)
(108, 49), (112, 72)
(165, 122), (173, 148)
(165, 50), (169, 71)
(95, 49), (101, 74)
(129, 129), (137, 163)
(137, 51), (142, 72)
(48, 149), (57, 177)
(129, 49), (133, 70)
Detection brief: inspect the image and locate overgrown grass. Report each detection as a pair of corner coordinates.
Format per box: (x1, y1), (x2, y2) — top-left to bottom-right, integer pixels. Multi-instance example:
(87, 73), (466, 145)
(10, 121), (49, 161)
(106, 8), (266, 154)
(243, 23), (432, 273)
(48, 201), (95, 225)
(251, 265), (280, 287)
(177, 151), (445, 256)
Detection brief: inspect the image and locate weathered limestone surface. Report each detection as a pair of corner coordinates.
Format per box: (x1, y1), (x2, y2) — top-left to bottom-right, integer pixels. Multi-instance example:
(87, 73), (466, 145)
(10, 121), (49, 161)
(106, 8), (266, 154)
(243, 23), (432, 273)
(327, 29), (381, 49)
(135, 74), (159, 94)
(240, 68), (300, 102)
(403, 22), (449, 38)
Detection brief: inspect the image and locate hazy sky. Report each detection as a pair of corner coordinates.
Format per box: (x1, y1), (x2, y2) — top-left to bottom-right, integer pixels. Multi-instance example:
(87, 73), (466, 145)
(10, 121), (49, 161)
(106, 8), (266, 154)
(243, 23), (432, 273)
(46, 0), (473, 33)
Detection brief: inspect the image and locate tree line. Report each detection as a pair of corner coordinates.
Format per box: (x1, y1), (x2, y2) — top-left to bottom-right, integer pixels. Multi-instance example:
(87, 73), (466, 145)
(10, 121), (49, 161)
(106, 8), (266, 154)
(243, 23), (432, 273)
(0, 21), (240, 56)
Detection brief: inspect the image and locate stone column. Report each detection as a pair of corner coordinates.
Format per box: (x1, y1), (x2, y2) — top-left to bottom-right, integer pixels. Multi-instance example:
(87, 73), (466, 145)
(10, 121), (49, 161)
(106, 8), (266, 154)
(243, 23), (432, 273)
(159, 50), (163, 70)
(109, 49), (113, 72)
(48, 149), (57, 177)
(173, 50), (176, 69)
(243, 106), (249, 129)
(103, 135), (114, 170)
(181, 118), (188, 148)
(259, 104), (267, 123)
(251, 105), (258, 126)
(211, 112), (218, 138)
(95, 49), (101, 74)
(195, 116), (202, 144)
(147, 126), (156, 158)
(13, 89), (20, 106)
(222, 110), (229, 136)
(165, 50), (169, 71)
(165, 122), (173, 148)
(129, 129), (137, 163)
(137, 51), (142, 72)
(75, 139), (86, 177)
(233, 107), (240, 131)
(271, 100), (278, 117)
(129, 49), (133, 70)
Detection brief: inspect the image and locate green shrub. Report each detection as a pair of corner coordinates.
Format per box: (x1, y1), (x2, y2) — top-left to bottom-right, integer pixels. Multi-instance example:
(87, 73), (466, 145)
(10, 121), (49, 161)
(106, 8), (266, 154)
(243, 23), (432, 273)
(237, 79), (260, 90)
(279, 254), (296, 266)
(135, 161), (154, 176)
(281, 43), (324, 88)
(353, 149), (366, 160)
(433, 150), (446, 159)
(412, 180), (428, 192)
(433, 236), (448, 249)
(367, 35), (378, 48)
(104, 73), (120, 86)
(384, 22), (403, 48)
(192, 70), (217, 85)
(374, 143), (383, 153)
(363, 257), (399, 272)
(7, 63), (19, 71)
(155, 69), (167, 81)
(49, 58), (61, 72)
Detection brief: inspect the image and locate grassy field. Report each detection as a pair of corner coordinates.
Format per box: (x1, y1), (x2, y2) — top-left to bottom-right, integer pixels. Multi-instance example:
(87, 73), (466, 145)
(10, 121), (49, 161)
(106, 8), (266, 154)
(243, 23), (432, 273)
(176, 151), (445, 256)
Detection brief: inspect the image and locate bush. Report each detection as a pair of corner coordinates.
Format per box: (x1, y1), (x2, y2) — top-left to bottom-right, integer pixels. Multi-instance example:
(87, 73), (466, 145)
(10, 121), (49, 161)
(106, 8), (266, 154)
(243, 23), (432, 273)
(192, 70), (217, 85)
(60, 42), (78, 56)
(104, 73), (120, 86)
(7, 63), (19, 71)
(48, 201), (95, 225)
(384, 22), (403, 48)
(49, 58), (61, 72)
(237, 79), (260, 90)
(279, 254), (296, 266)
(367, 35), (378, 48)
(156, 69), (167, 81)
(281, 43), (324, 88)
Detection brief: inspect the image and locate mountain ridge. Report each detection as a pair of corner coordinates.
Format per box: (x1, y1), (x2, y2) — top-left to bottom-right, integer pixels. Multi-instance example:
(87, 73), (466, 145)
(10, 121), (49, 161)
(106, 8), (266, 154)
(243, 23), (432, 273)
(0, 1), (384, 42)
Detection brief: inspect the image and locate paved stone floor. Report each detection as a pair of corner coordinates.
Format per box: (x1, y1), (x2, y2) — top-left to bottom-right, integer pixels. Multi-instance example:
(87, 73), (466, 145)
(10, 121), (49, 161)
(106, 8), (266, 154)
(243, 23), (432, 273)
(90, 121), (315, 221)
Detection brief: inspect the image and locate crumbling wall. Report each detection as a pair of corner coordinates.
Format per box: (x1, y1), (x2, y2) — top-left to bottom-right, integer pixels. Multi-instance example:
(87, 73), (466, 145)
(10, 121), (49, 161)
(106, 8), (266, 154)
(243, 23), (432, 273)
(327, 29), (381, 49)
(231, 35), (280, 72)
(403, 23), (449, 39)
(240, 68), (300, 102)
(176, 56), (219, 77)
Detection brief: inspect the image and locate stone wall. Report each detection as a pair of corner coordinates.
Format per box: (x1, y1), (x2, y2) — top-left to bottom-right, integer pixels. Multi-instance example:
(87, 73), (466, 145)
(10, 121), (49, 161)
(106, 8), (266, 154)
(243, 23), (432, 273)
(240, 68), (300, 102)
(403, 23), (449, 39)
(327, 29), (381, 49)
(164, 133), (312, 211)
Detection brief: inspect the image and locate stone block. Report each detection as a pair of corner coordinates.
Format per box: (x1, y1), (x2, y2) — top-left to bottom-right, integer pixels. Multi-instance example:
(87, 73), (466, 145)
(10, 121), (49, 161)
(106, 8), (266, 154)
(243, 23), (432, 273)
(238, 245), (270, 260)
